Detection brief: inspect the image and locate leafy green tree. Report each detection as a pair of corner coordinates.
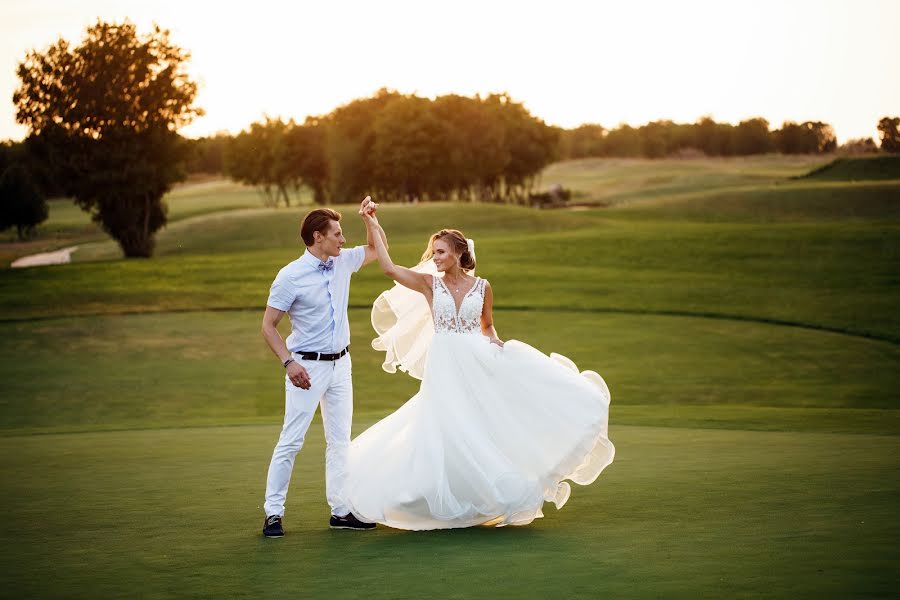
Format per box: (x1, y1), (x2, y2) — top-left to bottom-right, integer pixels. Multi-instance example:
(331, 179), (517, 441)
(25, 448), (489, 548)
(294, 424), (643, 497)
(603, 125), (642, 157)
(877, 117), (900, 153)
(186, 134), (229, 175)
(371, 95), (445, 202)
(324, 89), (400, 203)
(0, 164), (48, 240)
(839, 137), (878, 154)
(640, 120), (672, 158)
(775, 121), (836, 154)
(225, 117), (328, 206)
(559, 124), (606, 159)
(485, 94), (558, 202)
(695, 117), (736, 156)
(285, 119), (329, 204)
(262, 118), (297, 206)
(735, 118), (774, 155)
(225, 118), (284, 205)
(13, 20), (201, 257)
(431, 94), (508, 201)
(224, 126), (266, 200)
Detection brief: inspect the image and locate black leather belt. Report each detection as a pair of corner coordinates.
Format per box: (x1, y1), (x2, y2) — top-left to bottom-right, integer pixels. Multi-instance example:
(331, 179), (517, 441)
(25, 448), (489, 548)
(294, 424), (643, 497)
(295, 345), (350, 361)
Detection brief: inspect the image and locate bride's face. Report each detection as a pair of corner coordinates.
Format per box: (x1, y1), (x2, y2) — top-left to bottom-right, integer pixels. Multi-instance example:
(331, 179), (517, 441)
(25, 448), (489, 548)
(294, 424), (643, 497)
(431, 239), (457, 272)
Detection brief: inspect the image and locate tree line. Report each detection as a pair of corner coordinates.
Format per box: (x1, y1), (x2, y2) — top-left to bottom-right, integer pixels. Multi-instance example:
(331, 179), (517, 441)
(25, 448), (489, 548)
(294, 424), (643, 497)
(220, 90), (558, 206)
(3, 19), (899, 256)
(559, 118), (832, 159)
(200, 111), (900, 208)
(559, 117), (900, 160)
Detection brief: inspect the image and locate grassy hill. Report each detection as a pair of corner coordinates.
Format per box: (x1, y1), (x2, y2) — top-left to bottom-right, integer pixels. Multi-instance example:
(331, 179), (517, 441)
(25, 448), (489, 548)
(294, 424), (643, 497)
(800, 154), (900, 181)
(541, 154), (829, 206)
(2, 154), (898, 430)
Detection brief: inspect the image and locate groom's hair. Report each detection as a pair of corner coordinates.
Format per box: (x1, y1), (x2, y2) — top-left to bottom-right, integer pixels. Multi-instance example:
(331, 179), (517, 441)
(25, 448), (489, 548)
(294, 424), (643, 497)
(301, 208), (341, 246)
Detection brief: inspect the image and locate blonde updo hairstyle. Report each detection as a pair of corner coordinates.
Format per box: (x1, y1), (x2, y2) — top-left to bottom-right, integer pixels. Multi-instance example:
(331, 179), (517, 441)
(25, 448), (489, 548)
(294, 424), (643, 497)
(420, 229), (475, 272)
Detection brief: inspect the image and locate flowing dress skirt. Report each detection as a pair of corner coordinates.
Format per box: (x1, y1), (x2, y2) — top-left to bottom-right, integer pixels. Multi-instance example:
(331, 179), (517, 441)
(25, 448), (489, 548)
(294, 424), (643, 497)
(345, 332), (614, 530)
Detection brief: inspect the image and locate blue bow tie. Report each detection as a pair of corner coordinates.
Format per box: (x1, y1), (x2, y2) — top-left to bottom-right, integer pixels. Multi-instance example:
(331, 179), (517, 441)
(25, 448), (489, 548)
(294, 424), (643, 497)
(318, 259), (334, 273)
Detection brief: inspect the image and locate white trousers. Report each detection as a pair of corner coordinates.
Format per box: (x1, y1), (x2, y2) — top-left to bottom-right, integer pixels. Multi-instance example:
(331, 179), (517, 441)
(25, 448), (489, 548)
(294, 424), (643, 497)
(264, 353), (353, 518)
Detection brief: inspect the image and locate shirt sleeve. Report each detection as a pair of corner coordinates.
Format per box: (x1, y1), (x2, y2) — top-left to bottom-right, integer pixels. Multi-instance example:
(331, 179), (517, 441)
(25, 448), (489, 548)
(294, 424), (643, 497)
(267, 268), (295, 311)
(341, 245), (367, 273)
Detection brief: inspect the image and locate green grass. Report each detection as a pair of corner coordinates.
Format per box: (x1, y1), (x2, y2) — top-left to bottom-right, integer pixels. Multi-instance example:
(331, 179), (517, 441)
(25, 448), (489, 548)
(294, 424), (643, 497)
(610, 180), (900, 222)
(0, 180), (271, 267)
(1, 310), (897, 435)
(1, 156), (898, 597)
(1, 425), (897, 598)
(4, 212), (896, 343)
(541, 154), (831, 205)
(800, 155), (900, 181)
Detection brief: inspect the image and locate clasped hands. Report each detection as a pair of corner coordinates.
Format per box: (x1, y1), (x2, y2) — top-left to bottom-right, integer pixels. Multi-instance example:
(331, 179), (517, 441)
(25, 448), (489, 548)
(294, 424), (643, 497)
(359, 195), (378, 221)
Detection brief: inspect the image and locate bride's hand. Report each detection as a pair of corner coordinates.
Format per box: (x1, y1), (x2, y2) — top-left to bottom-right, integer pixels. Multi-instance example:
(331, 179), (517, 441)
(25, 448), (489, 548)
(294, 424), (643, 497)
(358, 195), (378, 217)
(361, 209), (378, 226)
(489, 337), (504, 348)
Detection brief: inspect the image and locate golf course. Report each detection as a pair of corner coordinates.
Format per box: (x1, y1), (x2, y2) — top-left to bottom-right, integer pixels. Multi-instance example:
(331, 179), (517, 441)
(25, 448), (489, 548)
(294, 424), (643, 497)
(1, 154), (898, 598)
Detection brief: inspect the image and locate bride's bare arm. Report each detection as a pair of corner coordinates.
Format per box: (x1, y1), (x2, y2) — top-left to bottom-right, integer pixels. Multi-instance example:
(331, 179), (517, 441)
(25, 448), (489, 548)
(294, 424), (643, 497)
(481, 282), (504, 347)
(361, 210), (431, 294)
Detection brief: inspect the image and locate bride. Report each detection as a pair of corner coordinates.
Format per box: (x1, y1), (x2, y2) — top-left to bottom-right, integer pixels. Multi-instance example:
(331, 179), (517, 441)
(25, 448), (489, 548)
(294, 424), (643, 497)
(344, 200), (614, 530)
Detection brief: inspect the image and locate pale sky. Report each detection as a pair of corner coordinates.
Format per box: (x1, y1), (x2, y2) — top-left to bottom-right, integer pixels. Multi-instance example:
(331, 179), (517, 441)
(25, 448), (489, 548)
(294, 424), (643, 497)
(1, 0), (898, 143)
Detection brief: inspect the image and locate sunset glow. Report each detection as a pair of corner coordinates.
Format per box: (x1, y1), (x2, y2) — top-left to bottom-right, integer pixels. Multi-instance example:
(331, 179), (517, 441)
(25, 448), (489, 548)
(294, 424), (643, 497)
(1, 0), (898, 143)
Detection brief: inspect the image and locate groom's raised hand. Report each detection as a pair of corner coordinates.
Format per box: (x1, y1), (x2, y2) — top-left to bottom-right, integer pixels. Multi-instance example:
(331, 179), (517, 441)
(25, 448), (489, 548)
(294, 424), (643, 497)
(358, 195), (378, 218)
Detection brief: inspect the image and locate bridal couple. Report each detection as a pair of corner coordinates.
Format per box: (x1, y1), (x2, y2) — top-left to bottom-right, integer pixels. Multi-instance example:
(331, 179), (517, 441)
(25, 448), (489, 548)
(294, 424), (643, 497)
(260, 197), (614, 536)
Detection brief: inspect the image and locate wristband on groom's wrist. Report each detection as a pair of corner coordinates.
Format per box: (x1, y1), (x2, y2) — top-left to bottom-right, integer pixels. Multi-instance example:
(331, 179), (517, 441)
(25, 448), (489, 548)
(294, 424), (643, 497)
(283, 358), (295, 368)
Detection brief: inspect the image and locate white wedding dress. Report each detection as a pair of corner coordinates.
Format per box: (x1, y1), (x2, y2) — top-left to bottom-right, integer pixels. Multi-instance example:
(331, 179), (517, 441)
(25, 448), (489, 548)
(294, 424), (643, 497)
(344, 271), (615, 530)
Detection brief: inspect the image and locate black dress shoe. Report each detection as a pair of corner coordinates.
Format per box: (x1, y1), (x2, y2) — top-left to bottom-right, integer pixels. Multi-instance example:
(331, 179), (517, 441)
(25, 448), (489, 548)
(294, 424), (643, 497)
(329, 512), (376, 530)
(263, 515), (284, 537)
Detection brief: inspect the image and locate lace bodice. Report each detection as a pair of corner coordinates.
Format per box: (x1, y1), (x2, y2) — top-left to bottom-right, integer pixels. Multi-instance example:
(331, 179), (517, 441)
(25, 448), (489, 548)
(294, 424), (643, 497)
(432, 276), (486, 334)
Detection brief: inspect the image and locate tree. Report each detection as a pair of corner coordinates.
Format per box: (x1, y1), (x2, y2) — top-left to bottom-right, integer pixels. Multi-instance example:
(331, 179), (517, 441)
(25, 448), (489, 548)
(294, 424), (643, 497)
(603, 124), (642, 157)
(695, 117), (736, 156)
(285, 119), (329, 204)
(228, 117), (296, 206)
(735, 118), (774, 155)
(13, 20), (201, 257)
(372, 95), (446, 202)
(324, 89), (401, 203)
(224, 117), (328, 206)
(839, 137), (878, 155)
(0, 142), (20, 178)
(810, 122), (837, 153)
(485, 94), (558, 201)
(0, 164), (48, 240)
(775, 121), (836, 154)
(430, 94), (508, 201)
(877, 117), (900, 153)
(559, 124), (606, 159)
(640, 120), (671, 158)
(186, 134), (229, 175)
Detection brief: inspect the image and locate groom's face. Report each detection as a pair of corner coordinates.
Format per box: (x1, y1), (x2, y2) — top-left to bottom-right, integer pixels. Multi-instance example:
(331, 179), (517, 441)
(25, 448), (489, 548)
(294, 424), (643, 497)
(316, 220), (346, 257)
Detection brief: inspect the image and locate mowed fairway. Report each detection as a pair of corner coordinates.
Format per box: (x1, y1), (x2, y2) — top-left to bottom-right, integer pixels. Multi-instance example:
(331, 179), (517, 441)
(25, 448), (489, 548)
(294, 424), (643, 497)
(2, 425), (897, 599)
(1, 155), (898, 598)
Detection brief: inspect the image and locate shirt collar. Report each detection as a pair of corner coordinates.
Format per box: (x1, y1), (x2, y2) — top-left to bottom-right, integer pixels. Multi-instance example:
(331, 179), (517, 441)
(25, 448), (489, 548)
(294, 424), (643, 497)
(301, 249), (334, 269)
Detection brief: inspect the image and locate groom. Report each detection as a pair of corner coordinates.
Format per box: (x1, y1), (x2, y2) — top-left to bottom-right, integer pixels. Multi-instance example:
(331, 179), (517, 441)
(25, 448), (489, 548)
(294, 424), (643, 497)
(261, 197), (384, 537)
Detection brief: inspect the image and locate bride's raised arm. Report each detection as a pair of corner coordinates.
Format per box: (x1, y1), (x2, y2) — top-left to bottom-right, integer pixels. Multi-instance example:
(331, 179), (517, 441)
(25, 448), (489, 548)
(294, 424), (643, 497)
(360, 207), (432, 295)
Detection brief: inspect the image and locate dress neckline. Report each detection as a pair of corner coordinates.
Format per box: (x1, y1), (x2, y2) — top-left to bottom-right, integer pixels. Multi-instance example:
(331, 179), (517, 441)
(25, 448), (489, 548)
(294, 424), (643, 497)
(437, 276), (479, 317)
